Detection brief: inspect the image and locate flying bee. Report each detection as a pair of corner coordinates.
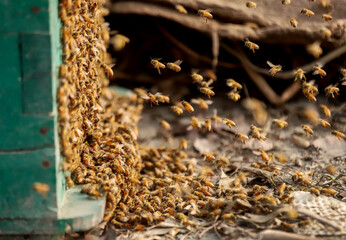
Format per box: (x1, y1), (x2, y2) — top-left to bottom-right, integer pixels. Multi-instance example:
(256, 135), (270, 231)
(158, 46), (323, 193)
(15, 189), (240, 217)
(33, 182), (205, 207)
(235, 133), (249, 144)
(301, 8), (314, 17)
(272, 119), (288, 129)
(101, 63), (115, 78)
(227, 91), (241, 102)
(205, 118), (212, 132)
(294, 68), (306, 81)
(142, 92), (159, 106)
(32, 182), (50, 197)
(180, 138), (188, 150)
(319, 119), (331, 128)
(320, 27), (332, 39)
(226, 79), (243, 90)
(181, 100), (194, 113)
(191, 117), (202, 129)
(325, 84), (339, 98)
(156, 94), (170, 103)
(282, 0), (291, 4)
(202, 153), (216, 162)
(167, 60), (183, 72)
(199, 79), (214, 88)
(290, 18), (298, 28)
(331, 130), (345, 140)
(246, 1), (257, 8)
(312, 65), (326, 78)
(267, 61), (282, 76)
(171, 105), (184, 115)
(198, 9), (213, 23)
(160, 120), (171, 131)
(244, 39), (259, 53)
(250, 125), (266, 141)
(191, 71), (203, 83)
(199, 87), (215, 98)
(191, 98), (213, 111)
(150, 58), (166, 74)
(223, 118), (236, 128)
(322, 14), (333, 22)
(112, 34), (130, 51)
(302, 124), (313, 137)
(175, 4), (187, 14)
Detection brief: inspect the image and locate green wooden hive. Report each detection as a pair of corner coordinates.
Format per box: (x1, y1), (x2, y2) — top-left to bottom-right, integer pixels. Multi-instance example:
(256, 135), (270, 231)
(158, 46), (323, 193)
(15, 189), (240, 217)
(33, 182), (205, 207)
(0, 0), (105, 236)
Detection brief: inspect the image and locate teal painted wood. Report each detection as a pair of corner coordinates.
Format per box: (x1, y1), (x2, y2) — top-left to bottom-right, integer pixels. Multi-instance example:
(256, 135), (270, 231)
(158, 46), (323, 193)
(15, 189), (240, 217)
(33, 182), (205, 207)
(0, 0), (50, 33)
(0, 187), (105, 234)
(22, 33), (54, 115)
(0, 147), (57, 219)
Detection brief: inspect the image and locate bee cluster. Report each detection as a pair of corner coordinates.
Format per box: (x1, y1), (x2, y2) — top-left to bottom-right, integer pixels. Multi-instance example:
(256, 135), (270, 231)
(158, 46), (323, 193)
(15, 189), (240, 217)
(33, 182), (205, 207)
(58, 0), (345, 235)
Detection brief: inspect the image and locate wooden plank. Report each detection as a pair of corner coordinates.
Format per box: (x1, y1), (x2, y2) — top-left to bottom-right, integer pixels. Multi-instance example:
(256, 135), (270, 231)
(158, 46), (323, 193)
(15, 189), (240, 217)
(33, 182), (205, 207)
(0, 147), (57, 219)
(0, 0), (50, 33)
(22, 33), (53, 115)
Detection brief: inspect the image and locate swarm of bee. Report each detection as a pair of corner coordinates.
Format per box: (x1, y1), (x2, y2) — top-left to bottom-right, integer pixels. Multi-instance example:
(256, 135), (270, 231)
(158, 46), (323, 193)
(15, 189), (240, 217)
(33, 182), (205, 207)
(58, 0), (345, 236)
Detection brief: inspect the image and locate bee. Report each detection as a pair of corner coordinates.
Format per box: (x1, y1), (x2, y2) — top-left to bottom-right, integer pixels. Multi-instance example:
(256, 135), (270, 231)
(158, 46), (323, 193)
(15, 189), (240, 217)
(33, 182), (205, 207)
(171, 105), (184, 115)
(181, 100), (194, 113)
(223, 118), (236, 128)
(312, 66), (326, 78)
(321, 188), (337, 197)
(227, 91), (241, 102)
(278, 183), (286, 197)
(65, 176), (74, 187)
(226, 79), (243, 90)
(320, 0), (331, 7)
(244, 39), (259, 53)
(301, 8), (314, 17)
(275, 154), (287, 163)
(191, 98), (213, 111)
(101, 63), (114, 78)
(272, 119), (288, 129)
(246, 1), (257, 8)
(142, 92), (159, 106)
(325, 164), (336, 175)
(340, 68), (346, 85)
(156, 94), (170, 103)
(258, 149), (272, 163)
(289, 17), (298, 27)
(180, 138), (188, 150)
(191, 71), (203, 83)
(175, 4), (187, 14)
(205, 118), (212, 132)
(32, 182), (50, 197)
(250, 125), (266, 141)
(294, 68), (306, 82)
(322, 14), (333, 22)
(191, 117), (202, 129)
(320, 119), (331, 128)
(235, 133), (249, 144)
(320, 27), (332, 39)
(112, 34), (130, 51)
(198, 9), (213, 23)
(282, 0), (291, 4)
(267, 61), (282, 76)
(331, 130), (345, 140)
(221, 213), (236, 221)
(160, 120), (171, 131)
(199, 87), (215, 98)
(325, 84), (340, 98)
(306, 41), (323, 58)
(302, 124), (313, 137)
(150, 58), (166, 74)
(292, 172), (311, 185)
(202, 153), (216, 162)
(167, 60), (183, 72)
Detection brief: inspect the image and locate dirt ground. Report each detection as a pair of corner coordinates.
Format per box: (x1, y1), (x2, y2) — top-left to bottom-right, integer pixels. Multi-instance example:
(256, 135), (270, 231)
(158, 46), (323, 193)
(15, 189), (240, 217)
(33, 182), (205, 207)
(65, 94), (346, 240)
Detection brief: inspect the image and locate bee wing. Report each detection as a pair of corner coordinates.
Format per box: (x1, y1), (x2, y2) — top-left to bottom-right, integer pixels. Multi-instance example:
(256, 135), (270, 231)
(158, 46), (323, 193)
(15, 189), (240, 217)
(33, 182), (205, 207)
(266, 61), (275, 67)
(312, 71), (319, 75)
(205, 100), (213, 104)
(154, 92), (162, 97)
(191, 68), (199, 74)
(206, 79), (214, 86)
(174, 60), (183, 65)
(141, 96), (150, 100)
(204, 9), (212, 13)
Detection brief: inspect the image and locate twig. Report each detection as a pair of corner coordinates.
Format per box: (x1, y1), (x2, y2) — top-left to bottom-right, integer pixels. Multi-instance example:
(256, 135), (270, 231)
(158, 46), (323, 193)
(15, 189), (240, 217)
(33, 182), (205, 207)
(158, 25), (240, 69)
(198, 220), (220, 239)
(297, 208), (342, 231)
(257, 229), (325, 240)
